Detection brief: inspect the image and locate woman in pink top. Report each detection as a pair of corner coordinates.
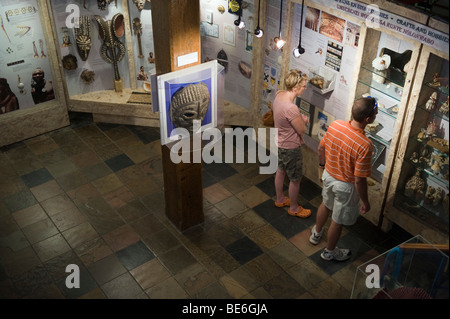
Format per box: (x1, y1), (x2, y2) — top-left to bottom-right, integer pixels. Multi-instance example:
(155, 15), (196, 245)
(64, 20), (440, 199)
(273, 70), (311, 218)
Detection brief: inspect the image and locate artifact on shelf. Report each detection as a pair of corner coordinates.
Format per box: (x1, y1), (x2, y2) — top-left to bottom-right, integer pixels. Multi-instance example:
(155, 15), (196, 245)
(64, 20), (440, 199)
(424, 186), (436, 205)
(74, 16), (92, 61)
(80, 69), (95, 85)
(94, 13), (126, 93)
(410, 151), (419, 163)
(371, 54), (390, 84)
(425, 92), (437, 111)
(308, 66), (336, 94)
(0, 78), (20, 114)
(417, 120), (437, 142)
(404, 169), (425, 200)
(132, 18), (144, 58)
(439, 97), (449, 116)
(427, 136), (449, 155)
(17, 75), (26, 95)
(366, 121), (380, 133)
(62, 54), (78, 70)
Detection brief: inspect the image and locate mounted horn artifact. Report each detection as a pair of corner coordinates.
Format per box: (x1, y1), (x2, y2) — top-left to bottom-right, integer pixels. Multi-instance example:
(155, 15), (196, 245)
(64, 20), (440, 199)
(94, 13), (126, 92)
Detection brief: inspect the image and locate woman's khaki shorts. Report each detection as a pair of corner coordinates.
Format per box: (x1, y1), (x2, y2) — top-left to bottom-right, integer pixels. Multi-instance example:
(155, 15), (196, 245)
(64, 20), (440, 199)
(321, 170), (360, 226)
(278, 146), (303, 182)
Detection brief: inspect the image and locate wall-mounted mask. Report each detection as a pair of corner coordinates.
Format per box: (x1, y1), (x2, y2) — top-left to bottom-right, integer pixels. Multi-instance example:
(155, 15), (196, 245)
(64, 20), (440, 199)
(94, 13), (126, 81)
(132, 0), (146, 10)
(74, 16), (92, 61)
(97, 0), (112, 10)
(170, 82), (210, 132)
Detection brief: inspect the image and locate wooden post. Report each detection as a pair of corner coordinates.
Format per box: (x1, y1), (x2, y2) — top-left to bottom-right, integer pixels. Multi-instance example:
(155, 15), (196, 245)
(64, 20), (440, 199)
(151, 0), (204, 231)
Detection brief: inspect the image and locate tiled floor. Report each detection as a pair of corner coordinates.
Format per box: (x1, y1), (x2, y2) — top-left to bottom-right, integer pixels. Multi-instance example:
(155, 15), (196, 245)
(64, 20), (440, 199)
(0, 112), (417, 299)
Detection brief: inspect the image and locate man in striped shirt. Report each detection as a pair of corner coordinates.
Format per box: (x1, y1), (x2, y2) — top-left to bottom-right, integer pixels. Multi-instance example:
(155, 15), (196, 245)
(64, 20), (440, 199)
(310, 97), (377, 261)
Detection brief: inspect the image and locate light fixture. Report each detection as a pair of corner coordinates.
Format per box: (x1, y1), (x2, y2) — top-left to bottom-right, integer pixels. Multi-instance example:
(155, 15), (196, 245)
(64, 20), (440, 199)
(234, 2), (245, 30)
(274, 0), (285, 49)
(293, 0), (305, 58)
(254, 0), (264, 38)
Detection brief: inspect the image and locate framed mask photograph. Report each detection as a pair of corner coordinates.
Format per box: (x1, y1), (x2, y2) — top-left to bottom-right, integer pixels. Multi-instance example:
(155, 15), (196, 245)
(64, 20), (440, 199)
(156, 60), (224, 146)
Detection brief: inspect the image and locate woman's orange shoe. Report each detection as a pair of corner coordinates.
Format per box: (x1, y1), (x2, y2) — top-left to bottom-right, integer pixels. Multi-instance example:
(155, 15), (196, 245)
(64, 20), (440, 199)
(275, 197), (290, 207)
(288, 207), (311, 218)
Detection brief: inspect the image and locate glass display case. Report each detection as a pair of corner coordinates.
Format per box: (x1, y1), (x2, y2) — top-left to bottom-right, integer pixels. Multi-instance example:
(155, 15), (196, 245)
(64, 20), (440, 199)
(351, 235), (449, 299)
(385, 46), (449, 243)
(351, 26), (421, 228)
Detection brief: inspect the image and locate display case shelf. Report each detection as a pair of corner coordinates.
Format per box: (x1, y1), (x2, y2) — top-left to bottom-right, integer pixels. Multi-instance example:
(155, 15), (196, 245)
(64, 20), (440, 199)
(357, 77), (403, 102)
(361, 64), (407, 88)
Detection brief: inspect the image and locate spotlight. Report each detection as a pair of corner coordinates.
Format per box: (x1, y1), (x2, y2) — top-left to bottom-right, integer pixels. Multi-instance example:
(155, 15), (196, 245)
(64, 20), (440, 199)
(274, 37), (286, 49)
(275, 0), (285, 50)
(293, 46), (305, 58)
(234, 18), (245, 30)
(254, 0), (264, 38)
(293, 0), (306, 58)
(254, 26), (264, 38)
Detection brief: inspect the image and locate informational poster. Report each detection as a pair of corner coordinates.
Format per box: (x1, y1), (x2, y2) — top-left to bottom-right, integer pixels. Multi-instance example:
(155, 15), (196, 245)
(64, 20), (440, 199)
(289, 3), (359, 150)
(0, 0), (56, 115)
(200, 0), (254, 111)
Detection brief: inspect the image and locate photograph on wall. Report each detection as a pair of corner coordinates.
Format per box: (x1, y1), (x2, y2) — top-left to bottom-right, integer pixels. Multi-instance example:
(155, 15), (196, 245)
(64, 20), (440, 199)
(223, 23), (236, 46)
(311, 108), (335, 141)
(319, 12), (345, 43)
(344, 21), (361, 48)
(157, 60), (220, 145)
(369, 136), (386, 166)
(325, 40), (343, 71)
(305, 7), (320, 32)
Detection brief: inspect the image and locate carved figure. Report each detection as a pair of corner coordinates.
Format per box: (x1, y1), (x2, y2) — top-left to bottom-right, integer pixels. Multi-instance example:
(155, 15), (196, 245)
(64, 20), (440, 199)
(170, 82), (210, 132)
(74, 16), (92, 61)
(404, 169), (425, 200)
(94, 13), (126, 82)
(425, 92), (437, 111)
(439, 97), (449, 116)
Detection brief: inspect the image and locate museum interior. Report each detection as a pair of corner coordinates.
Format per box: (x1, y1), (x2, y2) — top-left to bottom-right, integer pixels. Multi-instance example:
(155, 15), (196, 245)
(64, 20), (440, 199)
(0, 0), (449, 300)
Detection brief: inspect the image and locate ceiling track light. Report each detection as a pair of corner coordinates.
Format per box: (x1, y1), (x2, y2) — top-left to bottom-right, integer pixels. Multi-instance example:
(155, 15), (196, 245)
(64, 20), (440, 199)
(275, 0), (285, 49)
(234, 2), (245, 30)
(293, 0), (305, 58)
(254, 0), (264, 38)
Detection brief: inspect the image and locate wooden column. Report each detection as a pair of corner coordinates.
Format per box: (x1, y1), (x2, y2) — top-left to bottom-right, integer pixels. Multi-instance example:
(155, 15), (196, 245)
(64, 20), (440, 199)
(151, 0), (204, 231)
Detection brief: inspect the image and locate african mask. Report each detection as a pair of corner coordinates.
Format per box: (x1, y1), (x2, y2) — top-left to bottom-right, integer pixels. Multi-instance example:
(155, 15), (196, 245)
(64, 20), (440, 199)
(132, 0), (146, 10)
(74, 16), (92, 61)
(170, 83), (210, 132)
(94, 13), (126, 81)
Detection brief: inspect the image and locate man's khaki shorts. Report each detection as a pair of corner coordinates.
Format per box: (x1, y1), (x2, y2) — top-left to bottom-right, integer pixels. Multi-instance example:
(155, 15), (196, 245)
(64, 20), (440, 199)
(321, 170), (360, 225)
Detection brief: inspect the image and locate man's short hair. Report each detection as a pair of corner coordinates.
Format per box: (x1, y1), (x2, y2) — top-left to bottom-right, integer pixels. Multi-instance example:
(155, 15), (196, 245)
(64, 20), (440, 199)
(352, 97), (377, 122)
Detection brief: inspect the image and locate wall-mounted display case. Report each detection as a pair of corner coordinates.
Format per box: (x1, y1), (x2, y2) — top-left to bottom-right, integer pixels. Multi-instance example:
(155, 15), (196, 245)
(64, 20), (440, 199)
(0, 0), (69, 147)
(385, 45), (449, 244)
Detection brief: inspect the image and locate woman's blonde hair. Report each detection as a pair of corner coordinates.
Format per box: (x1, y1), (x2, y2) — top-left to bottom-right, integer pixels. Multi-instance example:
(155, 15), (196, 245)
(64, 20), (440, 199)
(285, 69), (308, 91)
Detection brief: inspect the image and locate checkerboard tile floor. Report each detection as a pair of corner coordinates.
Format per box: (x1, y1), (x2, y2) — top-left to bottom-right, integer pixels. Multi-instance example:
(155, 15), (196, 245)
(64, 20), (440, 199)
(0, 112), (415, 299)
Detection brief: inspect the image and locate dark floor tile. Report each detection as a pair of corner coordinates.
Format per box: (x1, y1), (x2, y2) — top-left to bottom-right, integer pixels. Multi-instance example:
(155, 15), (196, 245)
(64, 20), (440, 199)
(44, 250), (83, 282)
(3, 190), (38, 212)
(56, 266), (98, 299)
(96, 122), (121, 132)
(202, 170), (217, 188)
(255, 176), (276, 197)
(10, 264), (53, 298)
(270, 214), (308, 238)
(21, 168), (53, 188)
(203, 162), (238, 182)
(252, 199), (286, 223)
(225, 236), (263, 265)
(105, 154), (135, 172)
(263, 270), (307, 299)
(116, 241), (155, 270)
(158, 245), (197, 275)
(310, 231), (372, 275)
(127, 126), (161, 144)
(299, 178), (323, 201)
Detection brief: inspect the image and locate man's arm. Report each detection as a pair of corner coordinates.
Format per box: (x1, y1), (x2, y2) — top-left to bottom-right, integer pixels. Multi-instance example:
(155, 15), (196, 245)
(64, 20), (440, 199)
(355, 176), (370, 213)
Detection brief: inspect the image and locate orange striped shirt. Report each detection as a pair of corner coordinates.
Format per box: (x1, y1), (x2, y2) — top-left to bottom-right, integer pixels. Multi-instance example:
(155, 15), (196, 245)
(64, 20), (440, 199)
(320, 120), (373, 183)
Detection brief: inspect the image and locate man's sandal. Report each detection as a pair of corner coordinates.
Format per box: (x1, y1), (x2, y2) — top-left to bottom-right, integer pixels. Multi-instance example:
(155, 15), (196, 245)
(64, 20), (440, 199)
(275, 197), (290, 207)
(288, 207), (311, 218)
